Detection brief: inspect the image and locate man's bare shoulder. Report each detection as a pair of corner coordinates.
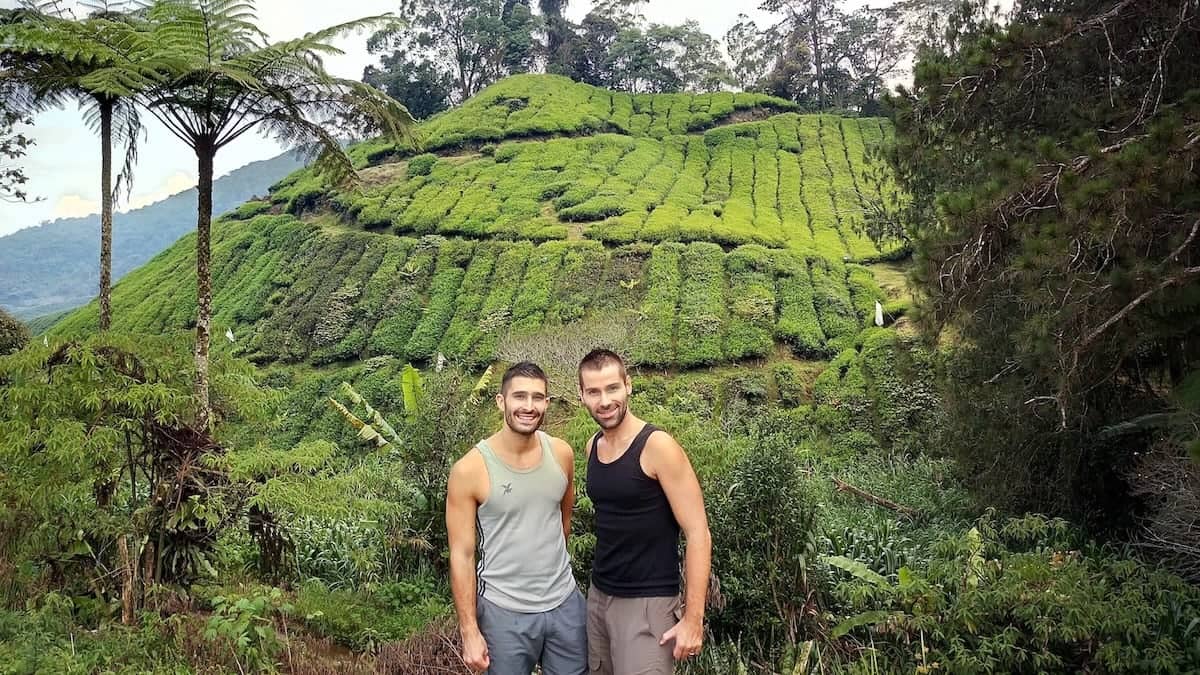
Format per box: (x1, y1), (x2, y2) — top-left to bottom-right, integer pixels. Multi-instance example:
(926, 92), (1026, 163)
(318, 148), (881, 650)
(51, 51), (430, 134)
(546, 434), (575, 464)
(645, 427), (685, 454)
(643, 428), (689, 475)
(449, 447), (487, 488)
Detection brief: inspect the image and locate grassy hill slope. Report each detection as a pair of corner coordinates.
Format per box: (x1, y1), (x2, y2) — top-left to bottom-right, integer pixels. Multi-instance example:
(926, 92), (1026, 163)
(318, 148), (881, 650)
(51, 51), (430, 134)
(53, 75), (903, 369)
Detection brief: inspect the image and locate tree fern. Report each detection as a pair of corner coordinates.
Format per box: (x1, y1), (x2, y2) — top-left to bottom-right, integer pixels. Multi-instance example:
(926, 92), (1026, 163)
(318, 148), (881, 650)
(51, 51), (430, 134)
(71, 0), (419, 428)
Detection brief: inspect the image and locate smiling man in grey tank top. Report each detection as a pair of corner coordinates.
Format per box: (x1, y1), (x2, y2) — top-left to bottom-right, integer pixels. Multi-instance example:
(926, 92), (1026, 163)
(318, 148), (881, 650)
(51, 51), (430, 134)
(447, 362), (586, 674)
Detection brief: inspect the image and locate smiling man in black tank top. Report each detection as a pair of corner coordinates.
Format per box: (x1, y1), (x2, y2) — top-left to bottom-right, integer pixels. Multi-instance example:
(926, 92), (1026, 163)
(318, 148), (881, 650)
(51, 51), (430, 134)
(577, 349), (712, 674)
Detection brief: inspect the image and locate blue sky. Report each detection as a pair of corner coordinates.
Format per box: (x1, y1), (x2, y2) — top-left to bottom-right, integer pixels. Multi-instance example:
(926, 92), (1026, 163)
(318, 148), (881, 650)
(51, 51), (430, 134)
(0, 0), (776, 236)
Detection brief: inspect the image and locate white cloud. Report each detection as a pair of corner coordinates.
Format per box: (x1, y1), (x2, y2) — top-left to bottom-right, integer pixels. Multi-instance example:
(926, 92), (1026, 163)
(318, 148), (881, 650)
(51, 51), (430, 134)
(51, 194), (101, 219)
(121, 171), (197, 212)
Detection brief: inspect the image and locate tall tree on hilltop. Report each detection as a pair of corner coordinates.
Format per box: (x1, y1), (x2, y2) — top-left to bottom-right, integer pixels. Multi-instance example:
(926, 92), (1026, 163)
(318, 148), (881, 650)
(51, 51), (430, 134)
(1, 1), (158, 331)
(538, 0), (573, 72)
(368, 0), (535, 105)
(760, 0), (838, 108)
(569, 2), (729, 93)
(885, 0), (1200, 522)
(81, 0), (417, 429)
(362, 48), (452, 121)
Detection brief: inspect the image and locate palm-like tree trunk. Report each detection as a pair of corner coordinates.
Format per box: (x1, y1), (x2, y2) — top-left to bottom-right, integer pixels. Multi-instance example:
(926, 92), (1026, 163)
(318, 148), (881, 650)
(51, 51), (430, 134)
(194, 138), (214, 429)
(99, 98), (113, 331)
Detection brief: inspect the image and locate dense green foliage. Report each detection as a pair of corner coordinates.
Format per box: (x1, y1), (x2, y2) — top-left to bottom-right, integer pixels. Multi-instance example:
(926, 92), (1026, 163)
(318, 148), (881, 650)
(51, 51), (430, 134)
(826, 513), (1200, 673)
(0, 307), (28, 354)
(297, 75), (902, 261)
(885, 0), (1200, 525)
(0, 334), (264, 620)
(13, 31), (1200, 675)
(361, 73), (798, 157)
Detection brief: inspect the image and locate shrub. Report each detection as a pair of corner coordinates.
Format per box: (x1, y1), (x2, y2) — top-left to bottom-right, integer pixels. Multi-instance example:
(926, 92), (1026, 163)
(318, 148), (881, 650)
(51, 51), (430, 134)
(776, 275), (828, 358)
(629, 243), (682, 367)
(406, 153), (438, 178)
(675, 243), (726, 367)
(0, 308), (29, 355)
(724, 246), (777, 361)
(709, 439), (820, 645)
(825, 513), (1200, 673)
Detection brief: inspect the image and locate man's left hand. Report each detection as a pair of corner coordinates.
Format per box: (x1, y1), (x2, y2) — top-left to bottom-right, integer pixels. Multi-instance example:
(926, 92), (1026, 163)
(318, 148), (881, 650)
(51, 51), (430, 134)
(660, 615), (703, 660)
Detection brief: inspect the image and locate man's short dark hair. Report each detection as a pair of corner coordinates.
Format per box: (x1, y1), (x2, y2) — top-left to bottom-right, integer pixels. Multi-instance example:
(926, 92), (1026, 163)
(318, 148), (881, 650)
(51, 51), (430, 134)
(501, 361), (549, 394)
(577, 348), (628, 387)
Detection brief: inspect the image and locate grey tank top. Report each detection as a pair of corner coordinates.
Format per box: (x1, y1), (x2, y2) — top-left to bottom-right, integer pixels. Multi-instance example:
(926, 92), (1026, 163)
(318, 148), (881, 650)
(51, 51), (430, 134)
(475, 431), (576, 612)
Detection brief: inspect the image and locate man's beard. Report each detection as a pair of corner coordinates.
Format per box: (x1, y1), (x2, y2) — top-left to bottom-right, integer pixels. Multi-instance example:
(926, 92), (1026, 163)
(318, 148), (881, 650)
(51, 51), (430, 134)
(590, 401), (627, 430)
(505, 408), (543, 435)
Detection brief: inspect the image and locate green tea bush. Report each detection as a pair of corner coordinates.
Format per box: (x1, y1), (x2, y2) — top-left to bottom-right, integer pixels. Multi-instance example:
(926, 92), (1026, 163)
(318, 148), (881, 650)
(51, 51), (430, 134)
(630, 243), (682, 367)
(406, 153), (438, 178)
(470, 242), (533, 364)
(438, 245), (500, 360)
(809, 260), (860, 344)
(773, 254), (828, 357)
(366, 240), (438, 357)
(676, 243), (726, 367)
(510, 242), (566, 334)
(221, 199), (273, 221)
(724, 246), (777, 361)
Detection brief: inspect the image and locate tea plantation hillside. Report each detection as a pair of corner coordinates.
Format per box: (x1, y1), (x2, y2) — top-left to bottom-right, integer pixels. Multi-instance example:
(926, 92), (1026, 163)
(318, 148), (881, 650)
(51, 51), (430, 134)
(52, 74), (902, 369)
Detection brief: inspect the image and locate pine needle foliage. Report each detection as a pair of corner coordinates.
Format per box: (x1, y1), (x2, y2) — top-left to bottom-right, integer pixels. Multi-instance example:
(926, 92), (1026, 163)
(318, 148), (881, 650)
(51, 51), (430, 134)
(886, 0), (1200, 521)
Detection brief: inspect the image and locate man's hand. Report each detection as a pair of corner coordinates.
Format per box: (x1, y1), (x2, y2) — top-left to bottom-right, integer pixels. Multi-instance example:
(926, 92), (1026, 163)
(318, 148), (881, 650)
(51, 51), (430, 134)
(461, 627), (490, 672)
(660, 615), (703, 661)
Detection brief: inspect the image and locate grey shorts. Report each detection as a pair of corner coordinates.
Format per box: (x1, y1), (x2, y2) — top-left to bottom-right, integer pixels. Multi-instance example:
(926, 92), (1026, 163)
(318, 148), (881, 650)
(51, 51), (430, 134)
(477, 588), (588, 675)
(586, 584), (682, 675)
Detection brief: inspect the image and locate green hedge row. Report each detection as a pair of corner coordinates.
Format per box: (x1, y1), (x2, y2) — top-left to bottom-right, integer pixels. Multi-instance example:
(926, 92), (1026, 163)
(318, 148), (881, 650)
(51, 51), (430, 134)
(53, 217), (892, 369)
(676, 243), (727, 367)
(630, 243), (683, 367)
(361, 74), (798, 159)
(724, 245), (777, 361)
(275, 111), (903, 263)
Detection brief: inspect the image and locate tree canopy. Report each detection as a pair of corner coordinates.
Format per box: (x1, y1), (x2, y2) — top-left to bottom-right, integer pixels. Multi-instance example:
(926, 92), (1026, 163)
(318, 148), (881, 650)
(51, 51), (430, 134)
(886, 0), (1200, 520)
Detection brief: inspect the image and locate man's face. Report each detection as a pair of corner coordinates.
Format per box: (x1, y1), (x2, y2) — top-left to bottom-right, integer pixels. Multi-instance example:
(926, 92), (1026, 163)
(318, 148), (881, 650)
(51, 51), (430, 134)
(578, 363), (631, 430)
(497, 376), (548, 436)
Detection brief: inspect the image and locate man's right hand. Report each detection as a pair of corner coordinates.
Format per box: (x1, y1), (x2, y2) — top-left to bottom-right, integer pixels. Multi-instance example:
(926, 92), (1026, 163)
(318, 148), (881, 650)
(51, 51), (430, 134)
(461, 628), (490, 672)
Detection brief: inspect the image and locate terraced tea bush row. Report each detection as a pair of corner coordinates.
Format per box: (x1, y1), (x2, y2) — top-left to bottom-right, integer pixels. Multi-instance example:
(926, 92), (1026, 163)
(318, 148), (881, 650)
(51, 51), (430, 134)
(277, 111), (902, 263)
(54, 217), (883, 369)
(375, 74), (798, 159)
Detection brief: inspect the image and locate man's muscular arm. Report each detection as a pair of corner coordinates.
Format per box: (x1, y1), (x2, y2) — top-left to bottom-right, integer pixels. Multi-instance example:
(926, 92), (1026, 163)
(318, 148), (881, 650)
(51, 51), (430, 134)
(446, 454), (490, 672)
(553, 438), (576, 540)
(647, 432), (712, 660)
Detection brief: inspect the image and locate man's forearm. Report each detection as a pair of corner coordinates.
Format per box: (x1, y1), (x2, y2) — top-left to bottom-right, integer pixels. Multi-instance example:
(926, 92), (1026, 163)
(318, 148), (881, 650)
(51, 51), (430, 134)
(682, 529), (711, 622)
(450, 552), (480, 634)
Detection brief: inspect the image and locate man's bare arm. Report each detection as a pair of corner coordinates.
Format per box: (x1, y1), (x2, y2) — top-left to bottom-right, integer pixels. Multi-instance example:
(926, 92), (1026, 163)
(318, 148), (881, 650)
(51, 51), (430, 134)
(553, 438), (575, 540)
(446, 454), (489, 671)
(648, 432), (712, 658)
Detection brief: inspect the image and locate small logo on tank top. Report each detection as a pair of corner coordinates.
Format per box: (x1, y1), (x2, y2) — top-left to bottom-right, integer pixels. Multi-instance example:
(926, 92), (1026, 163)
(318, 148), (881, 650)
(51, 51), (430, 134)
(502, 482), (513, 495)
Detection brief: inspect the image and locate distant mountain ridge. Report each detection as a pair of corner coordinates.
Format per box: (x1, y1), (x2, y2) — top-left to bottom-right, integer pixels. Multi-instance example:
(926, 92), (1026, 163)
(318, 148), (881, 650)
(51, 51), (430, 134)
(0, 150), (307, 319)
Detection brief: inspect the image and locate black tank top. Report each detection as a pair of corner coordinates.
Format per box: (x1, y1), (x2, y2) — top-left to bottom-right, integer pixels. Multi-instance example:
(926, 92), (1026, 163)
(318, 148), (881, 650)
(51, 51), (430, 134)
(586, 423), (681, 597)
